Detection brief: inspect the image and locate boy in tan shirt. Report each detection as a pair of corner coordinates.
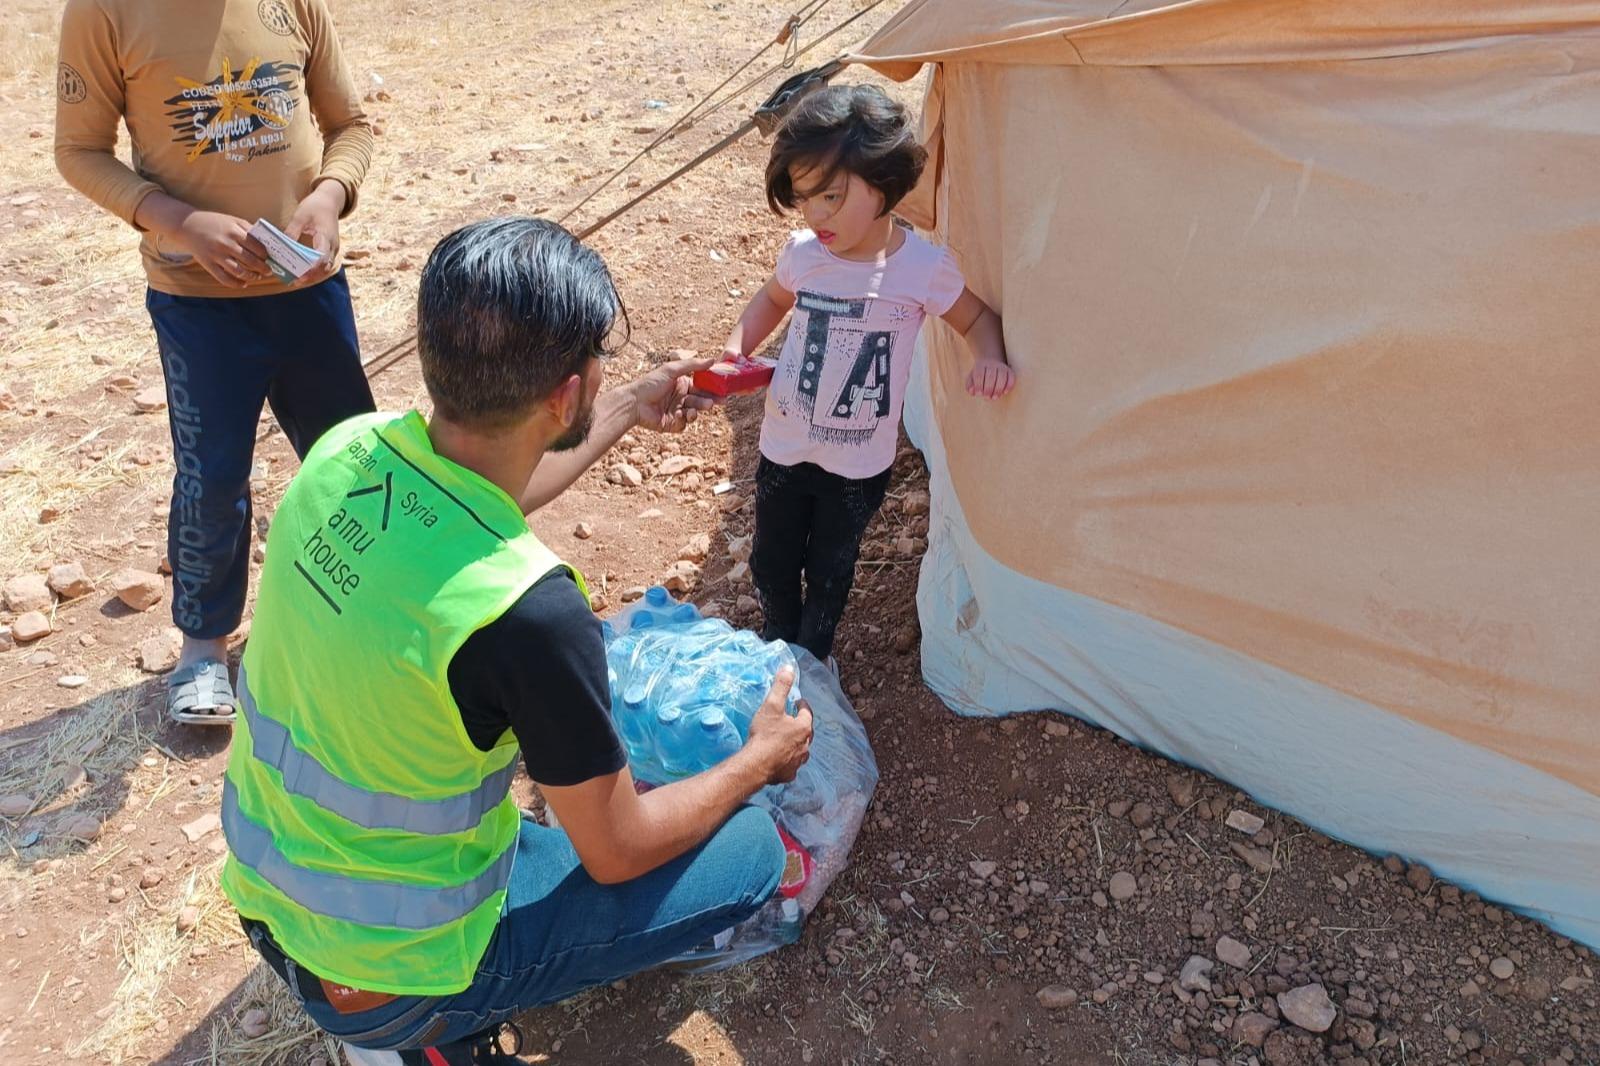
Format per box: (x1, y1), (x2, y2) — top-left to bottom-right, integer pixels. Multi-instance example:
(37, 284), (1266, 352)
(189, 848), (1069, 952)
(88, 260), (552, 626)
(56, 0), (376, 723)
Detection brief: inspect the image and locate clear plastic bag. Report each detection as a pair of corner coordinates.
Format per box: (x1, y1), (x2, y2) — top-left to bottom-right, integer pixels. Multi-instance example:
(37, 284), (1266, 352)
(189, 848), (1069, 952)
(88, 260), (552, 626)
(602, 587), (879, 970)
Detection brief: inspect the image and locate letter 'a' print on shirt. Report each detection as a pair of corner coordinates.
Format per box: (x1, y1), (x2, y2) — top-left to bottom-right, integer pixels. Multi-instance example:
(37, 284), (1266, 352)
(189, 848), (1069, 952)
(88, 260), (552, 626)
(784, 291), (901, 449)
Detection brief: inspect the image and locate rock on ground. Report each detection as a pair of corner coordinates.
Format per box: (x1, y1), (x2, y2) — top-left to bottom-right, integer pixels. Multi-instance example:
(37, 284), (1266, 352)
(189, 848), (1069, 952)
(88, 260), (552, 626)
(46, 562), (94, 599)
(1179, 955), (1214, 992)
(1216, 935), (1253, 968)
(1277, 984), (1337, 1033)
(1233, 1011), (1279, 1047)
(137, 628), (184, 673)
(13, 611), (51, 643)
(1108, 871), (1137, 901)
(1035, 985), (1078, 1009)
(4, 572), (53, 613)
(1226, 808), (1265, 834)
(111, 568), (165, 611)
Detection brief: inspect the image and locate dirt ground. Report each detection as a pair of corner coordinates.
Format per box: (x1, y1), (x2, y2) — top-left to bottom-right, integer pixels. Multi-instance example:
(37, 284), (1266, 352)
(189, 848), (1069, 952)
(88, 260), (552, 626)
(1, 1), (1597, 1064)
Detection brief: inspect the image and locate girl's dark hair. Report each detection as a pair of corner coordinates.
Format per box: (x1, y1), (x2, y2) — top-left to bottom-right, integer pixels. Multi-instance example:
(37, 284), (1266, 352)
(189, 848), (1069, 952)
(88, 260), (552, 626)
(765, 84), (926, 218)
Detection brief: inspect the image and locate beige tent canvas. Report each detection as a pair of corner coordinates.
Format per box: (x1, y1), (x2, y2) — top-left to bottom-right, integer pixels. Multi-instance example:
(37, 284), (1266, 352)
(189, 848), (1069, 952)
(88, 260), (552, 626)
(848, 0), (1600, 947)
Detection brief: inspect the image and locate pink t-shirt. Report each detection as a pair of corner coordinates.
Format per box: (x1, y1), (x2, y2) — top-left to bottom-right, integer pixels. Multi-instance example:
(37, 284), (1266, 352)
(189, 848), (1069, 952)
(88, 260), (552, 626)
(759, 228), (965, 479)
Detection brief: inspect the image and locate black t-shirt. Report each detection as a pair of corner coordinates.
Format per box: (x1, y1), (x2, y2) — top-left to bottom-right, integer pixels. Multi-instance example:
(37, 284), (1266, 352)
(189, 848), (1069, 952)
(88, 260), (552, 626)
(447, 569), (626, 787)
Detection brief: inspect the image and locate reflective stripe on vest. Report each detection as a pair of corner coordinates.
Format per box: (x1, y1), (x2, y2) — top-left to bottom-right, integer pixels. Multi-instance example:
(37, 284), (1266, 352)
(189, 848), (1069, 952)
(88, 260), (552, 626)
(237, 665), (516, 836)
(221, 778), (514, 930)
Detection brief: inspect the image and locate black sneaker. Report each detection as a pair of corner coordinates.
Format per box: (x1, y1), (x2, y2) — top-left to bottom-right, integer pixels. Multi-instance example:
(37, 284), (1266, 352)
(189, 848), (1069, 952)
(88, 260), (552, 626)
(341, 1022), (524, 1065)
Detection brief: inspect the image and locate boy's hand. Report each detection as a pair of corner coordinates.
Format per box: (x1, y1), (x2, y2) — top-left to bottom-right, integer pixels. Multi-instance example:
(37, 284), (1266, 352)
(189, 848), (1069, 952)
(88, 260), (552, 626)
(284, 179), (347, 287)
(629, 352), (720, 433)
(966, 358), (1016, 400)
(171, 211), (271, 288)
(741, 667), (813, 786)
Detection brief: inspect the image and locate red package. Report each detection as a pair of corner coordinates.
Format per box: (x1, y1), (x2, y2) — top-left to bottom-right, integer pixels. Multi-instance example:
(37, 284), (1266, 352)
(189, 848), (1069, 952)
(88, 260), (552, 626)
(775, 825), (813, 899)
(693, 356), (775, 397)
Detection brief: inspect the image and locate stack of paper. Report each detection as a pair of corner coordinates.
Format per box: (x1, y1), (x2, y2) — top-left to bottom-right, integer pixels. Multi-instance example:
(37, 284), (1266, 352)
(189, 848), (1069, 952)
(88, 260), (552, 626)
(247, 219), (323, 284)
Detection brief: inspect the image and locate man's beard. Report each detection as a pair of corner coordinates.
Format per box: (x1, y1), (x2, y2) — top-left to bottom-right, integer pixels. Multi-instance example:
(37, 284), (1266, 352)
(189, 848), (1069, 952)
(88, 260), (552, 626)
(549, 394), (596, 453)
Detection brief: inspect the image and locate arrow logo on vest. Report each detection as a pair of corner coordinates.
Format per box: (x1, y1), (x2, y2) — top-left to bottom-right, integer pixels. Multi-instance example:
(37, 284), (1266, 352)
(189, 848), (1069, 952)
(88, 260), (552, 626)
(344, 470), (394, 531)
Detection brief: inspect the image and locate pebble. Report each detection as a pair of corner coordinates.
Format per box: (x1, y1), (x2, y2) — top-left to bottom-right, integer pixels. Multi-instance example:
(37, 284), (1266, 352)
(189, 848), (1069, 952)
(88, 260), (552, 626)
(1489, 956), (1516, 980)
(1128, 802), (1154, 828)
(900, 490), (930, 516)
(1405, 863), (1434, 893)
(929, 907), (949, 924)
(587, 591), (608, 613)
(1233, 1011), (1279, 1047)
(1108, 871), (1137, 901)
(726, 534), (753, 563)
(659, 455), (698, 476)
(3, 572), (53, 613)
(1226, 809), (1266, 835)
(139, 868), (164, 890)
(1216, 935), (1253, 968)
(58, 674), (89, 689)
(64, 814), (102, 841)
(573, 521), (594, 540)
(1230, 841), (1278, 874)
(661, 560), (701, 593)
(1277, 984), (1337, 1033)
(0, 794), (34, 817)
(620, 587), (646, 603)
(1179, 955), (1214, 992)
(1166, 774), (1196, 807)
(181, 811), (222, 843)
(611, 463), (643, 487)
(133, 386), (168, 412)
(47, 562), (94, 599)
(239, 1008), (271, 1039)
(13, 610), (51, 643)
(679, 533), (712, 563)
(176, 905), (201, 934)
(726, 562), (751, 585)
(892, 625), (919, 654)
(110, 568), (165, 611)
(1036, 985), (1078, 1009)
(735, 594), (759, 615)
(137, 629), (184, 674)
(108, 885), (127, 902)
(969, 859), (997, 879)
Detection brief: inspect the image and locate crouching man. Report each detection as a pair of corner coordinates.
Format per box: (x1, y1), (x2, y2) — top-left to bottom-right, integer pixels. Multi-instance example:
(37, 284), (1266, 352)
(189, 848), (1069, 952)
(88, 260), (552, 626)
(221, 218), (813, 1064)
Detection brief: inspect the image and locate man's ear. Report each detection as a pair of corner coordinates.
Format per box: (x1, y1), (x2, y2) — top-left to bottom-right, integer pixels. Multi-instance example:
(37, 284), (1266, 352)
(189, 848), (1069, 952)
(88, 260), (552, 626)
(548, 373), (584, 430)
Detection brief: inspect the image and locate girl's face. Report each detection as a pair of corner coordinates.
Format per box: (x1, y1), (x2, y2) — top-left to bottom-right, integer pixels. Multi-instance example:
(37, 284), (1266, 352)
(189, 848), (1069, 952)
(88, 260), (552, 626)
(787, 163), (892, 258)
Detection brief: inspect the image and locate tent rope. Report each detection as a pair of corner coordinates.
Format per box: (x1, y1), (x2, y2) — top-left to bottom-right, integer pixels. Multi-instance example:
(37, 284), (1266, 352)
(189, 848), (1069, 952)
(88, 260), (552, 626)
(346, 0), (890, 389)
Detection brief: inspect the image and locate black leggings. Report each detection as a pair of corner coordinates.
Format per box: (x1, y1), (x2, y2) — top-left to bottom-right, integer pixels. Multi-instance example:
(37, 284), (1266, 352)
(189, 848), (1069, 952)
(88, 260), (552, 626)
(750, 457), (891, 661)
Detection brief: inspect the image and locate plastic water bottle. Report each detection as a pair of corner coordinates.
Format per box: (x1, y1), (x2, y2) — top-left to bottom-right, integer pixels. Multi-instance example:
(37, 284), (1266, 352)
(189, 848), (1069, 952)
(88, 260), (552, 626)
(644, 586), (671, 609)
(694, 707), (743, 767)
(654, 705), (694, 778)
(668, 603), (700, 625)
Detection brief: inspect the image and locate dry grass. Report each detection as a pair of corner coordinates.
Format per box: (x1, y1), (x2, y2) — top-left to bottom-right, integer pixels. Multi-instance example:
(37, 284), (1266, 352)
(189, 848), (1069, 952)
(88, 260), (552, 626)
(195, 963), (342, 1066)
(0, 4), (58, 84)
(0, 675), (151, 853)
(71, 858), (243, 1062)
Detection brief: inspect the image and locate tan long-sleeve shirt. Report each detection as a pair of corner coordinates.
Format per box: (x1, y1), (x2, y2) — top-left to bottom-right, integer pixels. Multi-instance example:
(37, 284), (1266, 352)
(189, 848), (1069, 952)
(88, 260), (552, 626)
(54, 0), (373, 297)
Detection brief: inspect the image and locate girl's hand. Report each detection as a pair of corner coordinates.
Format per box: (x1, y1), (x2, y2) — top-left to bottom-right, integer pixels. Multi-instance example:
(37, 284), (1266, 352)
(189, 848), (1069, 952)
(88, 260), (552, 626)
(966, 358), (1016, 400)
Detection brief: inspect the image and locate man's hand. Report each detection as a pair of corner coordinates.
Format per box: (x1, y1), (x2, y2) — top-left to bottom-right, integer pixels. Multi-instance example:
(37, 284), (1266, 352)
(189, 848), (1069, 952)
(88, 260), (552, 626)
(741, 667), (813, 785)
(169, 211), (271, 288)
(629, 352), (720, 433)
(283, 179), (347, 287)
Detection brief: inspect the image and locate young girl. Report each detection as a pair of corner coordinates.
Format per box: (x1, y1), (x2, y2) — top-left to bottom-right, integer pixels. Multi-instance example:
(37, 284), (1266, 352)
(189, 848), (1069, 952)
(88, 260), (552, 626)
(721, 84), (1016, 668)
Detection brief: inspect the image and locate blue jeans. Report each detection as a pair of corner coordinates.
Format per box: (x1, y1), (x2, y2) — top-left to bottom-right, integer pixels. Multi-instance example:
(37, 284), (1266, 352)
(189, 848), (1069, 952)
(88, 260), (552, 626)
(147, 272), (374, 639)
(248, 808), (785, 1049)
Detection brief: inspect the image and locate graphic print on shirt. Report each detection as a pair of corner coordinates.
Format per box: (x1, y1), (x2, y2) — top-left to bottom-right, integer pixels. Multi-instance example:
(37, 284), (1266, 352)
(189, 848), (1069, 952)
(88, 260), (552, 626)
(779, 291), (905, 448)
(165, 57), (300, 164)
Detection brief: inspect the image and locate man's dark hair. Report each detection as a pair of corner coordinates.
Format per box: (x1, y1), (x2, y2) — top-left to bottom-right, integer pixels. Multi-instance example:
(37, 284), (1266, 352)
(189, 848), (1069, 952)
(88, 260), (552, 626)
(765, 84), (926, 218)
(417, 217), (626, 429)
